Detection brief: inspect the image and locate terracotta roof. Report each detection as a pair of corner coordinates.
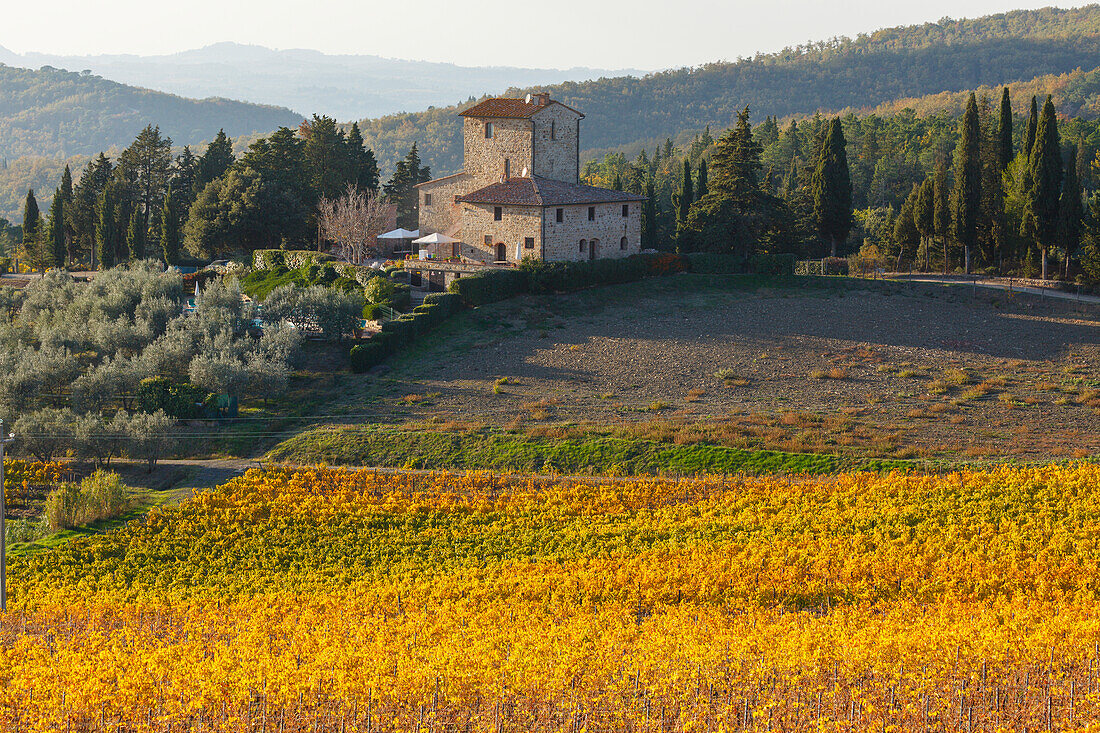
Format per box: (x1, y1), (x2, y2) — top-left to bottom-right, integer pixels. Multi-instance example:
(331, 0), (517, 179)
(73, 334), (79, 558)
(457, 176), (645, 207)
(459, 97), (584, 119)
(415, 171), (468, 188)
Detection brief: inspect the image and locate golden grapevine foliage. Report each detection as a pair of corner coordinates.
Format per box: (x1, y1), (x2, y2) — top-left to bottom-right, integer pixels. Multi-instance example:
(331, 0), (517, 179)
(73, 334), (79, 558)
(3, 464), (1100, 731)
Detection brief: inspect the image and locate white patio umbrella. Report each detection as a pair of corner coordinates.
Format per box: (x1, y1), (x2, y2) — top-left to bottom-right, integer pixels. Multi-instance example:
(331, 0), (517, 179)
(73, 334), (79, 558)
(412, 232), (459, 245)
(378, 228), (420, 240)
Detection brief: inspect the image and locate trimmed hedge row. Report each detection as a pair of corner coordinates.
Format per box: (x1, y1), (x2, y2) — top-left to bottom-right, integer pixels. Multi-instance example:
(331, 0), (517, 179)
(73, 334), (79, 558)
(448, 252), (796, 307)
(350, 292), (462, 372)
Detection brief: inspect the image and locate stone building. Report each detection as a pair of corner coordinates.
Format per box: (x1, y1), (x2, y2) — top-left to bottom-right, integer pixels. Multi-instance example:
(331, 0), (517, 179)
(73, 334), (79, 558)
(416, 93), (643, 264)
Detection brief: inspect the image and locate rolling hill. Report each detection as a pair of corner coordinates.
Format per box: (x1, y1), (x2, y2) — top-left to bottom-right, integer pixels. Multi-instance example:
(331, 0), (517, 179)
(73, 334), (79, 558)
(0, 63), (301, 159)
(352, 5), (1100, 176)
(0, 43), (641, 123)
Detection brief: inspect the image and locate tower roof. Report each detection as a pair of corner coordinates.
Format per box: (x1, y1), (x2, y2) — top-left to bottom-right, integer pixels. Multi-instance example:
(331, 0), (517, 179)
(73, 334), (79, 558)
(459, 96), (583, 120)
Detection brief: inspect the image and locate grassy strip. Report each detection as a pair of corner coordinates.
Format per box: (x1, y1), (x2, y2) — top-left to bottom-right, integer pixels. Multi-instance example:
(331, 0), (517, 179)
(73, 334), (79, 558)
(267, 426), (913, 476)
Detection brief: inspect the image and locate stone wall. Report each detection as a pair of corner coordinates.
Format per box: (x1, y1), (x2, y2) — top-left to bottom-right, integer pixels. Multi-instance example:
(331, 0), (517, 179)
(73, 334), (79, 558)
(417, 173), (471, 237)
(543, 202), (641, 262)
(531, 105), (581, 184)
(460, 203), (543, 264)
(462, 117), (533, 188)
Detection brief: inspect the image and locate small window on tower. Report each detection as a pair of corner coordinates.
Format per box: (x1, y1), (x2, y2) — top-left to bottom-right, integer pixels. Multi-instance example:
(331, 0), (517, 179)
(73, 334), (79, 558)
(494, 207), (503, 221)
(484, 235), (493, 246)
(485, 122), (494, 139)
(524, 237), (535, 249)
(424, 193), (432, 206)
(556, 208), (563, 223)
(622, 204), (629, 217)
(504, 159), (510, 178)
(551, 120), (556, 140)
(588, 206), (595, 221)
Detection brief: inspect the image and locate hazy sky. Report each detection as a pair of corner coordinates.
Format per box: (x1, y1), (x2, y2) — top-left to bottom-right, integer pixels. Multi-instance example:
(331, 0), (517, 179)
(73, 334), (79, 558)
(2, 0), (1085, 69)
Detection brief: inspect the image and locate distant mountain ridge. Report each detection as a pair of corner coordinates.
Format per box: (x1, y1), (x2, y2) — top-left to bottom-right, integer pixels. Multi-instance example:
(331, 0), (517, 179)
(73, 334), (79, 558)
(0, 63), (301, 159)
(351, 5), (1100, 176)
(0, 42), (643, 122)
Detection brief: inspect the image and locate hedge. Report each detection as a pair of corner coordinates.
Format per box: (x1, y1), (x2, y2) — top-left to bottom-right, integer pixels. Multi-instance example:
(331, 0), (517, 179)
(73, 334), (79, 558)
(682, 252), (795, 275)
(252, 249), (337, 271)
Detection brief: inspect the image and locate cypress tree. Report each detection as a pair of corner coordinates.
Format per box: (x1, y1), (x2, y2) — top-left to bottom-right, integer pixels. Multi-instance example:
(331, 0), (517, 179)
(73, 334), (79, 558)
(676, 159), (693, 234)
(1060, 145), (1083, 279)
(950, 94), (982, 274)
(1024, 96), (1039, 157)
(21, 189), (41, 270)
(345, 122), (380, 193)
(196, 129), (235, 192)
(160, 186), (180, 265)
(893, 184), (921, 268)
(811, 118), (852, 258)
(914, 177), (935, 257)
(998, 88), (1014, 170)
(1025, 96), (1063, 279)
(44, 187), (66, 269)
(127, 208), (145, 261)
(642, 179), (657, 251)
(95, 188), (115, 269)
(932, 163), (950, 272)
(696, 158), (708, 199)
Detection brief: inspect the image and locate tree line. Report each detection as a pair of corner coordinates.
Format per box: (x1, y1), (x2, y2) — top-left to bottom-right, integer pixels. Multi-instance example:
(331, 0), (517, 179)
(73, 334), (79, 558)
(585, 88), (1100, 280)
(15, 118), (438, 268)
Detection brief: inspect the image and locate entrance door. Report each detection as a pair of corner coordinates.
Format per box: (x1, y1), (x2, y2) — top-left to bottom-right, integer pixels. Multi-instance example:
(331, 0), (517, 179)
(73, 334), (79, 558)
(496, 243), (507, 262)
(589, 238), (598, 261)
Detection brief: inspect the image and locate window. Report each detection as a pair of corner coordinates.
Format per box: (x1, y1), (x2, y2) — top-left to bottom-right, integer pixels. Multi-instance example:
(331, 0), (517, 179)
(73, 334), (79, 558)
(484, 235), (493, 246)
(504, 159), (510, 178)
(424, 193), (432, 206)
(484, 122), (494, 138)
(494, 206), (502, 221)
(622, 204), (629, 217)
(524, 237), (535, 249)
(556, 208), (563, 223)
(587, 206), (595, 221)
(550, 120), (556, 140)
(620, 236), (628, 250)
(579, 239), (587, 252)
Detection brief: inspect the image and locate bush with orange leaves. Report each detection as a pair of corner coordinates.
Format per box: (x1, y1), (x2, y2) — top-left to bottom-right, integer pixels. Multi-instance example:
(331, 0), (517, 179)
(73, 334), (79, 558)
(4, 463), (1100, 731)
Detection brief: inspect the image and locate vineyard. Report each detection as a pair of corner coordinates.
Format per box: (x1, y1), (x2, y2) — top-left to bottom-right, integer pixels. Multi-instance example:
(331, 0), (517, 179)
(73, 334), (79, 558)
(3, 464), (1100, 731)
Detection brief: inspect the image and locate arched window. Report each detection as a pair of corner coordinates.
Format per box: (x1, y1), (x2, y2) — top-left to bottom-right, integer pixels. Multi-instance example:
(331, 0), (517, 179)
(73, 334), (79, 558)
(579, 239), (587, 252)
(620, 236), (628, 250)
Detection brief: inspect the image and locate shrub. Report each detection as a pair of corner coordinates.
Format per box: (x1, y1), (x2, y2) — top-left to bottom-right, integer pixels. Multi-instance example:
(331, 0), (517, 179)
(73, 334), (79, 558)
(137, 377), (210, 420)
(422, 292), (462, 317)
(350, 341), (390, 373)
(43, 470), (131, 531)
(449, 269), (528, 306)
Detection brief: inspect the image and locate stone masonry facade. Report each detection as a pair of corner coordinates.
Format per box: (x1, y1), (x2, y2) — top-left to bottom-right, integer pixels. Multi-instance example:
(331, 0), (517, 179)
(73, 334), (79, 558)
(417, 93), (642, 264)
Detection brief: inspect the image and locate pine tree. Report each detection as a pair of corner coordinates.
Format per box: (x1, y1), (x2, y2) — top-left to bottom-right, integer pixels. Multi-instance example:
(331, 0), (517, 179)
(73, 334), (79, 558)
(127, 207), (146, 261)
(811, 118), (852, 258)
(950, 94), (982, 274)
(1025, 96), (1063, 279)
(1025, 96), (1039, 157)
(195, 130), (235, 192)
(998, 88), (1014, 170)
(345, 123), (380, 192)
(119, 125), (173, 237)
(1059, 145), (1083, 279)
(71, 154), (113, 266)
(44, 187), (65, 269)
(160, 186), (180, 266)
(696, 159), (708, 199)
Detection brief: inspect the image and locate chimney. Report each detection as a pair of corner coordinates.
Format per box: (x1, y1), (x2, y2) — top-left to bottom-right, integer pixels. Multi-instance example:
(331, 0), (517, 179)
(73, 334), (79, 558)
(534, 92), (550, 107)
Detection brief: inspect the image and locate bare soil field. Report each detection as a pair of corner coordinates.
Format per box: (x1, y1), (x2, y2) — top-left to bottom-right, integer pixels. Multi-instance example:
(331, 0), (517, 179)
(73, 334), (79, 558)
(338, 275), (1100, 461)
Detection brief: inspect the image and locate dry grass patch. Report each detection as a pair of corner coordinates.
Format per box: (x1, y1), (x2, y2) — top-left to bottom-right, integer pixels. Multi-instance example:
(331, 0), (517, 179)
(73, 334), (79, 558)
(523, 398), (560, 420)
(685, 388), (706, 402)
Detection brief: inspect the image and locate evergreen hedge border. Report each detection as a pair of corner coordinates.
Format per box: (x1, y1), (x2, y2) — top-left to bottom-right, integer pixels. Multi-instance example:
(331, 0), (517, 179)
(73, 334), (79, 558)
(350, 252), (795, 372)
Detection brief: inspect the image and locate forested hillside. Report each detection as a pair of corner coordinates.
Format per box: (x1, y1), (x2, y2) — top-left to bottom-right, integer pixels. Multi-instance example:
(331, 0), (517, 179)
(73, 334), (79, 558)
(354, 5), (1100, 175)
(0, 64), (301, 159)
